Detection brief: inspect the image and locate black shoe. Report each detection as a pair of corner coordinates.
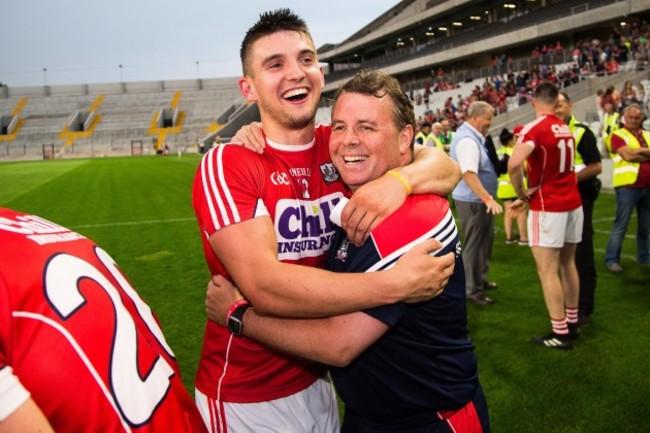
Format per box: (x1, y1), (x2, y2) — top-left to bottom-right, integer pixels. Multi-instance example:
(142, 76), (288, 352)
(578, 314), (590, 327)
(467, 293), (495, 305)
(568, 323), (580, 340)
(532, 332), (573, 350)
(483, 281), (498, 290)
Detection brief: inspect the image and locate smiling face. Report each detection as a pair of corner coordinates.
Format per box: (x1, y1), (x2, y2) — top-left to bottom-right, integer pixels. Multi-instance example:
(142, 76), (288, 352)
(329, 92), (413, 192)
(623, 106), (644, 131)
(238, 30), (324, 143)
(468, 110), (493, 137)
(555, 93), (573, 123)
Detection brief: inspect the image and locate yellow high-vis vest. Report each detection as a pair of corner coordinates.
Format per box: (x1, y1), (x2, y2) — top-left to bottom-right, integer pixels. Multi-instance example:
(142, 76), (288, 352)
(609, 128), (650, 187)
(416, 131), (444, 151)
(602, 112), (620, 152)
(568, 116), (587, 170)
(496, 147), (526, 199)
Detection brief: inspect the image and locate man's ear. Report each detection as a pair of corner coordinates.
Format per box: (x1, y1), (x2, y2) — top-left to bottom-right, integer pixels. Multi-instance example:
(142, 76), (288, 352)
(318, 65), (325, 90)
(399, 125), (415, 155)
(238, 77), (258, 102)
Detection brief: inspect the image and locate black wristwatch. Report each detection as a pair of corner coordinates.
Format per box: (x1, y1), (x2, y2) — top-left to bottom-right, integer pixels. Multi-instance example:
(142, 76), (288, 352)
(228, 303), (251, 336)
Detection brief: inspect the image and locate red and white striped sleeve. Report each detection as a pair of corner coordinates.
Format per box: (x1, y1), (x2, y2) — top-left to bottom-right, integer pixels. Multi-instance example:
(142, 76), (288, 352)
(192, 144), (267, 237)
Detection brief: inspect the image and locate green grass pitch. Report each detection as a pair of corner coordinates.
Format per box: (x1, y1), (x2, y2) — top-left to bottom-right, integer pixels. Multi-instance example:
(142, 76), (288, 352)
(1, 154), (648, 432)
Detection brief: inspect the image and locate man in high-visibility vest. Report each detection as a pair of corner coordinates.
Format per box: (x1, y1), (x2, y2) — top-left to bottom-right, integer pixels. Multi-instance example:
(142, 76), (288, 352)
(604, 103), (650, 273)
(431, 122), (447, 152)
(556, 91), (602, 326)
(415, 121), (435, 147)
(601, 101), (620, 156)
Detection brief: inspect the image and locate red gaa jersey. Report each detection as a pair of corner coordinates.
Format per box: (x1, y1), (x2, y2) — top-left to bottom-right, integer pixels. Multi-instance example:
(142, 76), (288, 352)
(192, 125), (348, 403)
(519, 114), (582, 212)
(0, 208), (206, 433)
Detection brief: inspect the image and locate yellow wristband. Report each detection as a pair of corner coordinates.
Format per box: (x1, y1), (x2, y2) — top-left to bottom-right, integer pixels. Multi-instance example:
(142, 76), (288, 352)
(386, 170), (412, 196)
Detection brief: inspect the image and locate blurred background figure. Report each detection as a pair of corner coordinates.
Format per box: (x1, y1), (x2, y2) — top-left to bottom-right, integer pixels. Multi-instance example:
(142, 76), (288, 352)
(497, 125), (528, 245)
(0, 207), (206, 433)
(604, 103), (650, 273)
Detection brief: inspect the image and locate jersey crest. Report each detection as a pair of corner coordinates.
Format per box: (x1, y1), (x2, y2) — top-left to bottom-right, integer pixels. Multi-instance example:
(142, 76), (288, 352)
(319, 162), (340, 184)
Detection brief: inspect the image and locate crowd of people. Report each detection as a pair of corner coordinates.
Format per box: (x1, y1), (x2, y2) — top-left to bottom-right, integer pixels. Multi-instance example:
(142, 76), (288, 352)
(411, 21), (650, 135)
(2, 7), (649, 433)
(413, 34), (650, 335)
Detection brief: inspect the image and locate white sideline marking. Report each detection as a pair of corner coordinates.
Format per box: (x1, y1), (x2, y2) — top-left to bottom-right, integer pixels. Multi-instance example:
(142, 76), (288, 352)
(73, 217), (195, 229)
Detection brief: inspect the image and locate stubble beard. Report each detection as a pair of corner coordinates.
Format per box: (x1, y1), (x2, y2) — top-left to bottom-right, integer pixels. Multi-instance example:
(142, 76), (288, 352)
(258, 99), (317, 131)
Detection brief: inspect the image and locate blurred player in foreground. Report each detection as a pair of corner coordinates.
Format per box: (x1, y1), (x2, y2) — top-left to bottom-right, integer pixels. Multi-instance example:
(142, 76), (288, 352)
(0, 207), (206, 433)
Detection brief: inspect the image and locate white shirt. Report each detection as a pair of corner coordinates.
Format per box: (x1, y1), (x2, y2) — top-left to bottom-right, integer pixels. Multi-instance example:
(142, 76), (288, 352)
(455, 123), (483, 174)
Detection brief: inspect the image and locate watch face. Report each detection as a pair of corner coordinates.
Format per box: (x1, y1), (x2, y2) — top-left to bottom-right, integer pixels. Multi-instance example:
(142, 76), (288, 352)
(228, 303), (249, 336)
(228, 316), (243, 335)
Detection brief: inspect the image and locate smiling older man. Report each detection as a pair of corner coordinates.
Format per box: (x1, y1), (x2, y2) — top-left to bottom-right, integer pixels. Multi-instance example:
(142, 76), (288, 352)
(450, 101), (503, 306)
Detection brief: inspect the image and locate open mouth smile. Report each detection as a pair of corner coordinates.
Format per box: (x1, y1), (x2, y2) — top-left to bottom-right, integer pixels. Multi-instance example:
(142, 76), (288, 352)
(283, 88), (309, 102)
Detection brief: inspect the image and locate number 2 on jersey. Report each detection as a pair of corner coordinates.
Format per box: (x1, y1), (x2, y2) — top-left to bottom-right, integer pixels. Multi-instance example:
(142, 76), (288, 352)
(44, 247), (175, 427)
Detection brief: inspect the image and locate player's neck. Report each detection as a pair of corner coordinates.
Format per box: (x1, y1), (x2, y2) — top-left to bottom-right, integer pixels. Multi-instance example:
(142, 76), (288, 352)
(536, 106), (556, 117)
(262, 121), (316, 146)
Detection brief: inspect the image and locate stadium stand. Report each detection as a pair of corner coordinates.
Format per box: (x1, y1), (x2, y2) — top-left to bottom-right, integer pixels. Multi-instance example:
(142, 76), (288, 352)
(1, 0), (649, 162)
(0, 77), (243, 159)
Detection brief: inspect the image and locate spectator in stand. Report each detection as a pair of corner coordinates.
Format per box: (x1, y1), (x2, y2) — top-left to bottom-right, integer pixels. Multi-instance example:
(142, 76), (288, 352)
(636, 84), (646, 110)
(517, 87), (530, 107)
(606, 58), (620, 75)
(604, 103), (650, 273)
(601, 85), (615, 108)
(532, 46), (540, 60)
(573, 47), (581, 65)
(580, 62), (592, 80)
(497, 126), (528, 245)
(621, 80), (638, 108)
(529, 72), (541, 91)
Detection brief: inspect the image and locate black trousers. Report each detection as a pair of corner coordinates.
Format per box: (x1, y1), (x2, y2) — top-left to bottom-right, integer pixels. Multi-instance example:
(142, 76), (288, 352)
(577, 179), (601, 317)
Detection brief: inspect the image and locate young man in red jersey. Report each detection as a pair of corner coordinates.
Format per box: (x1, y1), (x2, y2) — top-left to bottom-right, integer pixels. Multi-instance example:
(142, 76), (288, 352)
(192, 8), (461, 433)
(508, 82), (583, 350)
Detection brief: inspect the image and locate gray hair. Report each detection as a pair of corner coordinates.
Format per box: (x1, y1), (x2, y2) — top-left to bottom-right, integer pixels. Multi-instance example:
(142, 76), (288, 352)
(467, 101), (494, 119)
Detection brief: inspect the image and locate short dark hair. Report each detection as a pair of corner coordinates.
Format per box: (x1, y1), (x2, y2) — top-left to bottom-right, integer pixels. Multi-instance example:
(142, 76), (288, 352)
(240, 9), (314, 76)
(332, 70), (416, 152)
(499, 128), (514, 145)
(534, 82), (559, 105)
(558, 91), (571, 103)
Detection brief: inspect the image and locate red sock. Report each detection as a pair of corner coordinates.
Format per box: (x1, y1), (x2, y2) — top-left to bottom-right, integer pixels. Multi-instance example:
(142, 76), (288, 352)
(551, 318), (568, 336)
(565, 307), (579, 325)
